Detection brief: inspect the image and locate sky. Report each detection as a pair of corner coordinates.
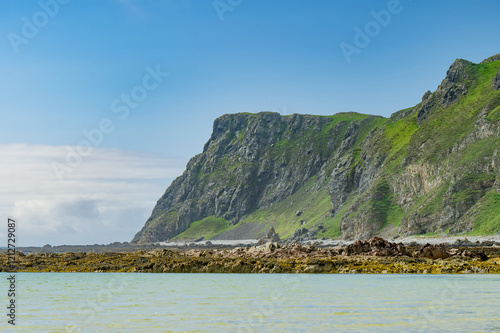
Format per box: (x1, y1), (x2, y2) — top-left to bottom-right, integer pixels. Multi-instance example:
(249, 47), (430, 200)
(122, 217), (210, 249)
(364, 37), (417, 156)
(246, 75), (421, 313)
(1, 0), (499, 246)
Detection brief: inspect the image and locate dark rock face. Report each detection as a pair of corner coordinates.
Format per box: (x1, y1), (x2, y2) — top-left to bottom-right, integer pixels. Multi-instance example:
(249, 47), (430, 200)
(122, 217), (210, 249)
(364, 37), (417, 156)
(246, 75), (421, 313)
(132, 112), (381, 243)
(493, 67), (500, 90)
(287, 227), (312, 243)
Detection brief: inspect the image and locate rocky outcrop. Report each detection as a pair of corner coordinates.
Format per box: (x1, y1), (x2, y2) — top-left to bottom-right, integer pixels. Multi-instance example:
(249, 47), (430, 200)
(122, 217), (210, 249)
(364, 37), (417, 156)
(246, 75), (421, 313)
(416, 59), (474, 124)
(416, 243), (488, 261)
(5, 238), (497, 273)
(343, 237), (408, 256)
(493, 67), (500, 90)
(480, 54), (500, 64)
(256, 227), (280, 245)
(416, 244), (450, 259)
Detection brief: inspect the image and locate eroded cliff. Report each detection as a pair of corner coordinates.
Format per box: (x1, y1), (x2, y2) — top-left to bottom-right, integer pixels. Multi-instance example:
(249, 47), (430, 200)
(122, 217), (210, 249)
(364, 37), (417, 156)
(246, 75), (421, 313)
(133, 54), (500, 243)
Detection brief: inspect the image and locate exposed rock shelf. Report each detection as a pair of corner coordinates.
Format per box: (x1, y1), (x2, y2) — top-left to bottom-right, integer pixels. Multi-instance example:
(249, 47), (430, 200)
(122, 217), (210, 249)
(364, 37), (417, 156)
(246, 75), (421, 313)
(3, 238), (500, 274)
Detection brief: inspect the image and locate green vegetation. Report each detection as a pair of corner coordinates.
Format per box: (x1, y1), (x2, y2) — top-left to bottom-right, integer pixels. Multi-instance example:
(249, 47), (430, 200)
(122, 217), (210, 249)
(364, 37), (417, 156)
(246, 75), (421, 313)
(174, 216), (232, 240)
(408, 60), (500, 164)
(468, 192), (500, 235)
(380, 111), (419, 172)
(317, 193), (357, 239)
(237, 176), (339, 238)
(367, 178), (404, 229)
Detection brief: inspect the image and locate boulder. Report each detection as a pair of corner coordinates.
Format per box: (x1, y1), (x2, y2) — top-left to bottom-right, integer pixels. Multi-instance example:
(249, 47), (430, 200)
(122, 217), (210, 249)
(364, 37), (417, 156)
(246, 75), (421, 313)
(343, 237), (408, 257)
(417, 244), (450, 259)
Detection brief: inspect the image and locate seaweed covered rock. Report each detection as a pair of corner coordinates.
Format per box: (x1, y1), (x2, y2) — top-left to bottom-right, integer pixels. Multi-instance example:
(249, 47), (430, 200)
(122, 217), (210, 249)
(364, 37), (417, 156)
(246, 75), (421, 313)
(416, 244), (450, 259)
(343, 237), (408, 257)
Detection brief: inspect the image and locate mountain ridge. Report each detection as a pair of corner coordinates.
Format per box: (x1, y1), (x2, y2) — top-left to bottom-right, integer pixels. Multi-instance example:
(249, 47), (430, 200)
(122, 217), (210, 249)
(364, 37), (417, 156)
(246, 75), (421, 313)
(132, 54), (500, 244)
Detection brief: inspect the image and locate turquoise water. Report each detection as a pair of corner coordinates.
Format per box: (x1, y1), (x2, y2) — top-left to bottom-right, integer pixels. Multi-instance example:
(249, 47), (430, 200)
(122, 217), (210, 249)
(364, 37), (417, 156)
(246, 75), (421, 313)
(1, 273), (499, 332)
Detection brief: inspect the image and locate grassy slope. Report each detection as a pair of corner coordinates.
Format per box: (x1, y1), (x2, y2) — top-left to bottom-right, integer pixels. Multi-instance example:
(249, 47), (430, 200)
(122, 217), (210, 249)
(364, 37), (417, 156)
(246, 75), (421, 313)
(402, 60), (500, 233)
(174, 216), (231, 240)
(236, 176), (337, 239)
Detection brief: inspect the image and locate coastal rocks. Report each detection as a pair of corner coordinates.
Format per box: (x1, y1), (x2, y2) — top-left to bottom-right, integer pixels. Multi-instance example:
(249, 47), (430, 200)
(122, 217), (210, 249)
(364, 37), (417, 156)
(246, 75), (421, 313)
(3, 236), (499, 273)
(415, 243), (488, 261)
(256, 227), (280, 245)
(449, 248), (489, 261)
(2, 242), (499, 274)
(343, 237), (408, 257)
(416, 244), (450, 259)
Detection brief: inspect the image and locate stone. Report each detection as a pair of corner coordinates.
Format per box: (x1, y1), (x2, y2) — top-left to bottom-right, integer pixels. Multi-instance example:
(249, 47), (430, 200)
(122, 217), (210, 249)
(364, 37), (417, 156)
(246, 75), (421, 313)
(480, 54), (500, 64)
(417, 244), (450, 260)
(493, 67), (500, 90)
(267, 226), (276, 238)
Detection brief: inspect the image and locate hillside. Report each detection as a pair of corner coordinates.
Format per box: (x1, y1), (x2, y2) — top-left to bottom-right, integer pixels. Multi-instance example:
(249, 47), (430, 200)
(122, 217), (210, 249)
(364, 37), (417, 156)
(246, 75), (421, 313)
(132, 55), (500, 244)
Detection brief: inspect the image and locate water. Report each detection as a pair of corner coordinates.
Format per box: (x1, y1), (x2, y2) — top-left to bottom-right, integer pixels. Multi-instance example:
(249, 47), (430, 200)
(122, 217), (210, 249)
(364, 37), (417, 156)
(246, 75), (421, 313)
(1, 273), (499, 332)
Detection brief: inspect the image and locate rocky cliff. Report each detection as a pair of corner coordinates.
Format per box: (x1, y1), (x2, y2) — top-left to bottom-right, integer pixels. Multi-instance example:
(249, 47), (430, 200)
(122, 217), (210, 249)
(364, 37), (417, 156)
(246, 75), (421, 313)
(132, 54), (500, 244)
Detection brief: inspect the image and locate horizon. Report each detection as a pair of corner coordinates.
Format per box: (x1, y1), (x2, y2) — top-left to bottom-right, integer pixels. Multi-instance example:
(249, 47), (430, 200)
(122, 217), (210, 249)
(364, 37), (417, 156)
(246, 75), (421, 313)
(2, 0), (500, 246)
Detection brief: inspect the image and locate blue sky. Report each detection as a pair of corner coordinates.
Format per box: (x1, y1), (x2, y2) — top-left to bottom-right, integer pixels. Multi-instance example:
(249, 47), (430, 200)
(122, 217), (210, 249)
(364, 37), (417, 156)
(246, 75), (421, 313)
(1, 0), (499, 245)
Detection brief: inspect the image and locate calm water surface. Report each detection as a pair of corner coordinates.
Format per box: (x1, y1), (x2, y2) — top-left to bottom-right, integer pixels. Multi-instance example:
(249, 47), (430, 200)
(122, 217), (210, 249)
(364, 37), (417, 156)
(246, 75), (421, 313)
(1, 273), (499, 332)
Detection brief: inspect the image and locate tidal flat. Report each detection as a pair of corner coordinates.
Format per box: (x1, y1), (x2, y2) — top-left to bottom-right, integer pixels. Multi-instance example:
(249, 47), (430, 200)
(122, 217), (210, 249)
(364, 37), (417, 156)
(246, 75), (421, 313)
(2, 238), (500, 274)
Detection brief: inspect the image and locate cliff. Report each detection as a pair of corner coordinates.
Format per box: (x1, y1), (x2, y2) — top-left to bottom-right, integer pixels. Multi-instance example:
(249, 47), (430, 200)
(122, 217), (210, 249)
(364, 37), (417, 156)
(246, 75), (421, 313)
(132, 54), (500, 244)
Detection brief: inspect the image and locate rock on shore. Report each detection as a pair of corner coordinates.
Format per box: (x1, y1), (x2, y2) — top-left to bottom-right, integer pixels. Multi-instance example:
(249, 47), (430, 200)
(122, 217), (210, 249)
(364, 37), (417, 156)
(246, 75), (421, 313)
(2, 237), (499, 274)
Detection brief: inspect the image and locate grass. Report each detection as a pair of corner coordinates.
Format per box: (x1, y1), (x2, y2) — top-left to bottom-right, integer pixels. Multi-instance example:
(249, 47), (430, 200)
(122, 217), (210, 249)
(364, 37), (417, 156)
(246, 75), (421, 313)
(238, 176), (338, 239)
(317, 193), (358, 239)
(173, 216), (232, 240)
(468, 192), (500, 235)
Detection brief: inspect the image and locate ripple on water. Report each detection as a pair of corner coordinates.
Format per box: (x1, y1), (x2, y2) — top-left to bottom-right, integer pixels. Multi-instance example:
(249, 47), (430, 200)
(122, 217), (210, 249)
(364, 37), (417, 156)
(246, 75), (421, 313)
(1, 273), (499, 332)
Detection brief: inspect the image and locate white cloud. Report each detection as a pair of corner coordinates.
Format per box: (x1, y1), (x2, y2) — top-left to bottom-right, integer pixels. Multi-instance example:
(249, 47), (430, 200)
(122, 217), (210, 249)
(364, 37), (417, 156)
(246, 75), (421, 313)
(0, 144), (186, 246)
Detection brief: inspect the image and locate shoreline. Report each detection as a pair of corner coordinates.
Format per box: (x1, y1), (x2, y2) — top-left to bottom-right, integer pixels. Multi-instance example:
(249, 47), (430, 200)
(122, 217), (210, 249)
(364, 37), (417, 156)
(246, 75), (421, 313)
(9, 235), (500, 255)
(2, 237), (500, 274)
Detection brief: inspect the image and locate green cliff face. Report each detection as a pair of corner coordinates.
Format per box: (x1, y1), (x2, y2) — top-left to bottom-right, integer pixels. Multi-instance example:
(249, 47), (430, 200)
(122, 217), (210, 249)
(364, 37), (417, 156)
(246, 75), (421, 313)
(132, 55), (500, 244)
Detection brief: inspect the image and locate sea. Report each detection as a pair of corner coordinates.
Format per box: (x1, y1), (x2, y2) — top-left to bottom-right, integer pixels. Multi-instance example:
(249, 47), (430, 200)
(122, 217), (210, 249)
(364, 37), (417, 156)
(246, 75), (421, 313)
(1, 273), (499, 332)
